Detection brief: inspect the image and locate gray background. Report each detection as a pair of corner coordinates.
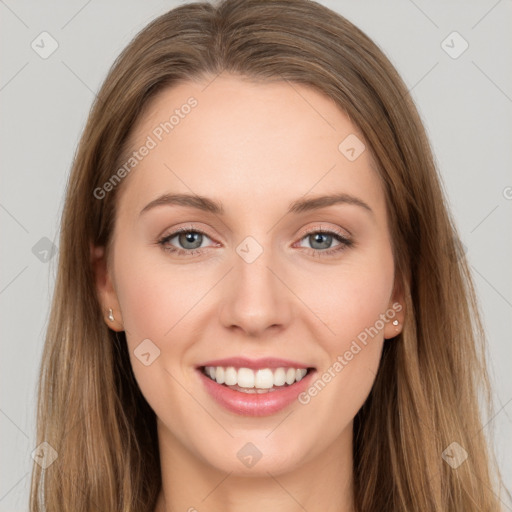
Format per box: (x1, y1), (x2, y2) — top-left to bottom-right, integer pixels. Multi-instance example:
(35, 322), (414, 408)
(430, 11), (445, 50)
(1, 0), (511, 509)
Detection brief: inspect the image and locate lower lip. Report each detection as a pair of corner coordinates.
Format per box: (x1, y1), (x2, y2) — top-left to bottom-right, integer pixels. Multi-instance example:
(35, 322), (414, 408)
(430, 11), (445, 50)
(197, 368), (316, 417)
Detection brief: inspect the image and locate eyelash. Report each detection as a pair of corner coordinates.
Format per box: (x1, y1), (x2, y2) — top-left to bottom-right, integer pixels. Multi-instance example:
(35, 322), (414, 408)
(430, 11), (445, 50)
(156, 225), (353, 258)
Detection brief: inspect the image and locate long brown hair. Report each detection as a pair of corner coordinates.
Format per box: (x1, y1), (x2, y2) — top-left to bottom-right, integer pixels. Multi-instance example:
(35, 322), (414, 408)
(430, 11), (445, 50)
(30, 0), (504, 510)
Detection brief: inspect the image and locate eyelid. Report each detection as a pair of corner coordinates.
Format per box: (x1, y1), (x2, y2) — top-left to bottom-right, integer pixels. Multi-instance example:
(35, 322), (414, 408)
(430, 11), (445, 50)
(296, 223), (351, 241)
(158, 224), (217, 241)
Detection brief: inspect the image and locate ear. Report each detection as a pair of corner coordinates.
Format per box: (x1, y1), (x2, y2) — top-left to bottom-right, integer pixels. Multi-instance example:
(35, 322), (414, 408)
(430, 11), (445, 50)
(383, 274), (406, 340)
(90, 243), (124, 331)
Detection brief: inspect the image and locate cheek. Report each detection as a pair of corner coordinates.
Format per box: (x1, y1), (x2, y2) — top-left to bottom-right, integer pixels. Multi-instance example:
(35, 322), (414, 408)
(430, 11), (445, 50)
(112, 248), (206, 423)
(111, 242), (222, 400)
(297, 247), (394, 416)
(113, 241), (205, 342)
(110, 243), (197, 402)
(117, 270), (175, 343)
(306, 248), (395, 350)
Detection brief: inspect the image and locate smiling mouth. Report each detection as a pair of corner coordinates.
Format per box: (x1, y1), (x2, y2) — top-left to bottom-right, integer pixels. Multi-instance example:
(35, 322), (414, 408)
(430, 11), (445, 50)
(199, 365), (316, 394)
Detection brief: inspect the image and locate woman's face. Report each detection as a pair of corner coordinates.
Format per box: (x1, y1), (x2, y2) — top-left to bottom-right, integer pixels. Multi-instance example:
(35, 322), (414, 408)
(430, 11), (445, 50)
(95, 74), (403, 476)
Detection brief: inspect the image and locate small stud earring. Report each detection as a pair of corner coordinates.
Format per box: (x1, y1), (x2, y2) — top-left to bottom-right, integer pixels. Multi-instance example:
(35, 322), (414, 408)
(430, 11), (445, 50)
(108, 308), (115, 322)
(392, 320), (399, 326)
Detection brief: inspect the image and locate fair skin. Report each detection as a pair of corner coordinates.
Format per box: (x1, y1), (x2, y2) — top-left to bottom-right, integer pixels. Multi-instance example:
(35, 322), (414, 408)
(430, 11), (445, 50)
(92, 73), (404, 512)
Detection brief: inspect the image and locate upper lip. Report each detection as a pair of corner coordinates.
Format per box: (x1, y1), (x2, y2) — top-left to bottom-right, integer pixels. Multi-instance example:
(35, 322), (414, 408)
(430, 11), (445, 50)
(197, 357), (315, 370)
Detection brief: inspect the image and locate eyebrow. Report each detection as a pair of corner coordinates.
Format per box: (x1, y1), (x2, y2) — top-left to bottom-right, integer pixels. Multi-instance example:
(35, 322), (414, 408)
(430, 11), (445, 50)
(139, 192), (373, 217)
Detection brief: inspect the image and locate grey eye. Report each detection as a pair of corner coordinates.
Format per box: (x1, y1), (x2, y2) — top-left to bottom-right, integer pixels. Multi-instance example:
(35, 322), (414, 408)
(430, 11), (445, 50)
(175, 231), (204, 250)
(307, 232), (334, 250)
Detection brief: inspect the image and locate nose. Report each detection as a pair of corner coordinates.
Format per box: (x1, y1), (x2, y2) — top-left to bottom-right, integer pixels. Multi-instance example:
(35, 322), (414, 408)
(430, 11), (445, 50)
(219, 244), (293, 337)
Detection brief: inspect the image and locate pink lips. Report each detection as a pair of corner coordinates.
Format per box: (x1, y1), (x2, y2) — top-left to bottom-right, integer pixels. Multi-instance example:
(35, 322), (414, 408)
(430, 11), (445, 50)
(196, 364), (316, 417)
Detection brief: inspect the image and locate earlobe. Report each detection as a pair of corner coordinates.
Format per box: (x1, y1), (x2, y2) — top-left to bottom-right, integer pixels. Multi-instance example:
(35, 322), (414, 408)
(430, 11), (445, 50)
(90, 243), (124, 331)
(383, 305), (404, 340)
(383, 316), (402, 340)
(383, 277), (406, 340)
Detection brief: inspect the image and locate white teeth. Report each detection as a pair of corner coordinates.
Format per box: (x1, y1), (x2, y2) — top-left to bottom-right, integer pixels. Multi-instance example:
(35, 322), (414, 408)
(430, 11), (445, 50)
(215, 366), (225, 384)
(203, 366), (309, 389)
(286, 368), (296, 385)
(254, 369), (274, 389)
(273, 367), (286, 386)
(237, 368), (255, 388)
(224, 367), (237, 386)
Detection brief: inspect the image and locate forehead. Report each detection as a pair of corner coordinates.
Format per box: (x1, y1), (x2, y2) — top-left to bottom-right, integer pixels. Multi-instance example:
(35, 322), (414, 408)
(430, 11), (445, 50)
(116, 74), (385, 220)
(131, 74), (357, 159)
